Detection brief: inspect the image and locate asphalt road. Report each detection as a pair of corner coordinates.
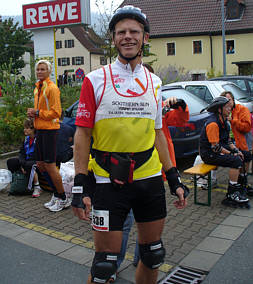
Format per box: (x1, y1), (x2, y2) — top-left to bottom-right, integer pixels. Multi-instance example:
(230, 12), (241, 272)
(202, 221), (253, 284)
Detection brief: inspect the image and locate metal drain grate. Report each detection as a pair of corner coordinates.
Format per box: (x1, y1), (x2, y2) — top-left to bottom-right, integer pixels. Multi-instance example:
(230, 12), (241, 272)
(159, 266), (207, 284)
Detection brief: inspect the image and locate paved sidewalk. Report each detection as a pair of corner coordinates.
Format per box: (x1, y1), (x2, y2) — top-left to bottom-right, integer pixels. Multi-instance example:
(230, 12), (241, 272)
(0, 155), (253, 283)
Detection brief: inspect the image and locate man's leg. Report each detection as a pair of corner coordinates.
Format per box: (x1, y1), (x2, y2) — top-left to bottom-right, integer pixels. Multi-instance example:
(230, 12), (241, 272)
(87, 231), (122, 284)
(135, 218), (165, 284)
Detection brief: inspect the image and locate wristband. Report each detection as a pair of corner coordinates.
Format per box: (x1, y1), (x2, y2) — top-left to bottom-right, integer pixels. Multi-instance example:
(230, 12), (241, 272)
(165, 167), (189, 198)
(71, 173), (90, 209)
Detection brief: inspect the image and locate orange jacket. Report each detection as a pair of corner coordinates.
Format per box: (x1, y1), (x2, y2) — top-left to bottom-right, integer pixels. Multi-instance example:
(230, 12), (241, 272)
(162, 105), (189, 179)
(231, 104), (251, 151)
(33, 77), (61, 130)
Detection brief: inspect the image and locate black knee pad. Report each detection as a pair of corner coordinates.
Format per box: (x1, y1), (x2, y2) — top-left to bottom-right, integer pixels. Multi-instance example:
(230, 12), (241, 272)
(139, 240), (165, 269)
(91, 252), (118, 283)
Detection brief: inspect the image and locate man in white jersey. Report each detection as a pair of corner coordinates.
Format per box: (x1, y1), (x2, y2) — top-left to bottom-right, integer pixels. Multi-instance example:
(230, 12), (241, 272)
(71, 5), (189, 284)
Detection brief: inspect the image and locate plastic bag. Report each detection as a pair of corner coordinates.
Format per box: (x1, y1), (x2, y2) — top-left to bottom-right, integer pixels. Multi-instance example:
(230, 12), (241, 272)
(193, 155), (217, 189)
(0, 169), (12, 191)
(60, 161), (75, 198)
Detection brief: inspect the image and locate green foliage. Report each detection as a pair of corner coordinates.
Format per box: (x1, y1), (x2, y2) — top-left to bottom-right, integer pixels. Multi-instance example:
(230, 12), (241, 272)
(0, 112), (26, 153)
(0, 18), (32, 74)
(0, 60), (35, 115)
(156, 65), (191, 85)
(0, 62), (35, 153)
(60, 85), (81, 110)
(206, 68), (223, 79)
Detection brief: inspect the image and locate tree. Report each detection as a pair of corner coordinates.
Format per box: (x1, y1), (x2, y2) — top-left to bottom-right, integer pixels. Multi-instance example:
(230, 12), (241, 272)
(0, 18), (32, 74)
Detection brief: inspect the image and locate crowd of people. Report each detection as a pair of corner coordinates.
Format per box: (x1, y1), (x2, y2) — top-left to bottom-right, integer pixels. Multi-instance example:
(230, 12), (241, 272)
(5, 4), (252, 284)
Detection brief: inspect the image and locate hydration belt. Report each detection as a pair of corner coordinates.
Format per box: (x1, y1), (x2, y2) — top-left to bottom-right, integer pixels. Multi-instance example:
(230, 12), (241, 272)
(94, 146), (154, 185)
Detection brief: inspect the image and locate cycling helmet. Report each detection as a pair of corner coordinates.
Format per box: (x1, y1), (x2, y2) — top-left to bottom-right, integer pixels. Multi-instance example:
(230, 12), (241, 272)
(109, 5), (150, 33)
(201, 96), (229, 113)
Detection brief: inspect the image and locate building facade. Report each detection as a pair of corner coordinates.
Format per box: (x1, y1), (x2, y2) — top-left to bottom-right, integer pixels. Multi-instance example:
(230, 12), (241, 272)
(121, 0), (253, 78)
(55, 25), (105, 84)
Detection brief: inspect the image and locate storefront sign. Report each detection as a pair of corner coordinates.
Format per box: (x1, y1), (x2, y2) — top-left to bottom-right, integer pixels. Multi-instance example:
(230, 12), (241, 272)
(23, 0), (86, 29)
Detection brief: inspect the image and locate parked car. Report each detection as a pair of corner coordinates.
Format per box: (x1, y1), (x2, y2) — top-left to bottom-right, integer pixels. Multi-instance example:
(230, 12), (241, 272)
(209, 76), (253, 97)
(162, 86), (210, 158)
(63, 86), (210, 158)
(63, 100), (79, 129)
(166, 80), (253, 113)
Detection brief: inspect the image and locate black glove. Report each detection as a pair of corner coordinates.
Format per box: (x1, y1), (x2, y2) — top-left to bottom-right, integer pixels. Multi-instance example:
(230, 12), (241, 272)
(165, 167), (189, 198)
(71, 173), (93, 209)
(170, 99), (186, 111)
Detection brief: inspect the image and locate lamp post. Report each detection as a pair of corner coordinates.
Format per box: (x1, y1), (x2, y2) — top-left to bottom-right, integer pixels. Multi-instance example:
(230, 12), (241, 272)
(221, 0), (227, 76)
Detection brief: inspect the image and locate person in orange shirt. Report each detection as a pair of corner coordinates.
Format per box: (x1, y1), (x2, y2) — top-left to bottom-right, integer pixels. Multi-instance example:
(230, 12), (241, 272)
(221, 91), (253, 196)
(162, 97), (189, 179)
(199, 96), (250, 208)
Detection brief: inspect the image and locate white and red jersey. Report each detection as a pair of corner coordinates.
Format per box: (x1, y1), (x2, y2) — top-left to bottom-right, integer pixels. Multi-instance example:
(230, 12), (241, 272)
(76, 58), (163, 180)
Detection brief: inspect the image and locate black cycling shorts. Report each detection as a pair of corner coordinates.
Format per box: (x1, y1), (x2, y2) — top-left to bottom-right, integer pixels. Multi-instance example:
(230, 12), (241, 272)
(201, 151), (243, 169)
(91, 176), (167, 231)
(35, 129), (58, 163)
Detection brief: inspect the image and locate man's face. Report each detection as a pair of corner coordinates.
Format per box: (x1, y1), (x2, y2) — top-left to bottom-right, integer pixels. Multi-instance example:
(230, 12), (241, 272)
(113, 18), (148, 60)
(36, 63), (50, 81)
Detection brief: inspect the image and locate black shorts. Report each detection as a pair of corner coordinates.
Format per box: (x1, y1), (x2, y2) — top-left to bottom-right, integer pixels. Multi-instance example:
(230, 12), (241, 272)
(240, 150), (252, 163)
(36, 130), (58, 163)
(91, 176), (167, 231)
(201, 151), (243, 169)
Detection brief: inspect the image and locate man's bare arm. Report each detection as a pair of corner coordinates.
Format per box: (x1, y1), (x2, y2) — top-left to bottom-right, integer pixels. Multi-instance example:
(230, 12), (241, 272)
(74, 126), (92, 175)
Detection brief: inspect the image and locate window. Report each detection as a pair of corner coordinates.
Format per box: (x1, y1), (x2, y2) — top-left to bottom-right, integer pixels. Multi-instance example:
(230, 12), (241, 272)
(167, 42), (175, 56)
(100, 57), (107, 65)
(193, 41), (202, 54)
(226, 40), (235, 54)
(61, 28), (65, 34)
(185, 85), (213, 104)
(226, 0), (245, 21)
(248, 81), (253, 92)
(58, 58), (70, 66)
(56, 41), (62, 49)
(230, 79), (246, 91)
(65, 40), (74, 48)
(72, 56), (84, 65)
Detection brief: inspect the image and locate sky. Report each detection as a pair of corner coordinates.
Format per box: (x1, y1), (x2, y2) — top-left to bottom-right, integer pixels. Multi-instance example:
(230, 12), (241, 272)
(0, 0), (123, 16)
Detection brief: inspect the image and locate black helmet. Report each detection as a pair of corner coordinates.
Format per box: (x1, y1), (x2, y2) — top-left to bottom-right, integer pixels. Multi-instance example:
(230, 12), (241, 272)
(109, 5), (150, 33)
(201, 97), (229, 113)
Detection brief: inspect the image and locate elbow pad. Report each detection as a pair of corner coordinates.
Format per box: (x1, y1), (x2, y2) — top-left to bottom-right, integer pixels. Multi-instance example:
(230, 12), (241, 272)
(211, 143), (222, 153)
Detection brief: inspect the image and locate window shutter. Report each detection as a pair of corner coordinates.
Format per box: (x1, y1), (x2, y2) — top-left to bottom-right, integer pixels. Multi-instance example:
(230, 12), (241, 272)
(65, 40), (67, 48)
(81, 57), (84, 64)
(58, 58), (61, 66)
(67, 58), (70, 65)
(72, 57), (75, 65)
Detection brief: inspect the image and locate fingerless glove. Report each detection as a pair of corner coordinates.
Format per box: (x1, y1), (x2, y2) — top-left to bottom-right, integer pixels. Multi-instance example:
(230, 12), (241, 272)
(165, 167), (189, 198)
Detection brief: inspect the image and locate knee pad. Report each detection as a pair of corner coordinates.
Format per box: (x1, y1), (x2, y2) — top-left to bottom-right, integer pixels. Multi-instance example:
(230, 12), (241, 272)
(91, 252), (118, 283)
(139, 240), (165, 269)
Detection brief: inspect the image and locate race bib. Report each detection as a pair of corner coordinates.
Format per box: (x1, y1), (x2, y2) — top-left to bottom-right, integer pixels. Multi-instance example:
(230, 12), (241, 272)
(92, 208), (109, 231)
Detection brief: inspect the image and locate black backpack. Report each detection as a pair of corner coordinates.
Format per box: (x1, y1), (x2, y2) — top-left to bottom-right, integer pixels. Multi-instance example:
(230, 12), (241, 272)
(8, 171), (31, 195)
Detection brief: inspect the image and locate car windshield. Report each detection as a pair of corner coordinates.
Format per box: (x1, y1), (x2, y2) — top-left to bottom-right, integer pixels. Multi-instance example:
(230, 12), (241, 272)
(162, 88), (208, 115)
(222, 83), (252, 101)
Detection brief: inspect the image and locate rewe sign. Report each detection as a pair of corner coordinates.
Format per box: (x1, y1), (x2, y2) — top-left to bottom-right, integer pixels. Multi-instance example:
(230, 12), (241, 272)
(23, 0), (82, 29)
